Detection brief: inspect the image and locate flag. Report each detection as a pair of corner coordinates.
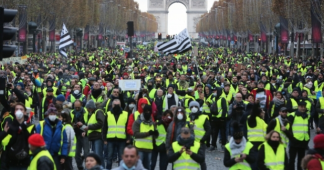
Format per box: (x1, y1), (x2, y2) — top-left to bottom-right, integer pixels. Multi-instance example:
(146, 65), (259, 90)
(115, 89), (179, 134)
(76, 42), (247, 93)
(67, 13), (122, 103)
(260, 22), (267, 42)
(157, 28), (192, 55)
(280, 16), (289, 44)
(59, 23), (73, 57)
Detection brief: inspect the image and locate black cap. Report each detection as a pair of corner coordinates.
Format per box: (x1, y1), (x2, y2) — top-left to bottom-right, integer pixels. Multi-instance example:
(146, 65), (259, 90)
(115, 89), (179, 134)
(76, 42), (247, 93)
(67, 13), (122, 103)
(196, 84), (203, 88)
(279, 107), (288, 112)
(88, 77), (96, 81)
(298, 101), (307, 106)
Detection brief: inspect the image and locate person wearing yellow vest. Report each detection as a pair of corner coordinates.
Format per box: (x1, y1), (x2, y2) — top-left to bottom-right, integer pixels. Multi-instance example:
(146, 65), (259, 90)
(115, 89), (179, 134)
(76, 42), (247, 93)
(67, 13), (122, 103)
(87, 82), (107, 109)
(287, 101), (310, 170)
(70, 100), (90, 170)
(286, 88), (300, 113)
(67, 84), (87, 107)
(188, 101), (211, 170)
(83, 100), (105, 165)
(183, 88), (196, 114)
(176, 75), (189, 100)
(58, 112), (76, 170)
(27, 134), (56, 170)
(266, 107), (292, 148)
(246, 103), (267, 170)
(132, 105), (159, 170)
(224, 121), (255, 170)
(0, 103), (36, 169)
(301, 134), (324, 170)
(269, 92), (286, 119)
(315, 90), (324, 133)
(208, 87), (228, 151)
(102, 99), (129, 169)
(42, 77), (61, 98)
(163, 85), (179, 111)
(41, 88), (55, 120)
(35, 104), (68, 169)
(257, 130), (288, 170)
(151, 110), (172, 170)
(167, 127), (205, 170)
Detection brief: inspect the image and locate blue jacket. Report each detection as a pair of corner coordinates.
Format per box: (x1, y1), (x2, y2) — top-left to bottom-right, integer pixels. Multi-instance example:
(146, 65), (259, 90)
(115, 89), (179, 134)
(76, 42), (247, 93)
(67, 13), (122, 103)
(36, 118), (68, 156)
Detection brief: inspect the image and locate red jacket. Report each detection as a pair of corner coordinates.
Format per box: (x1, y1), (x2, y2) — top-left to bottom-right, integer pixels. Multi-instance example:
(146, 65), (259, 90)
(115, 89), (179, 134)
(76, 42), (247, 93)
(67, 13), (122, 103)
(126, 98), (148, 136)
(307, 154), (324, 170)
(250, 88), (273, 110)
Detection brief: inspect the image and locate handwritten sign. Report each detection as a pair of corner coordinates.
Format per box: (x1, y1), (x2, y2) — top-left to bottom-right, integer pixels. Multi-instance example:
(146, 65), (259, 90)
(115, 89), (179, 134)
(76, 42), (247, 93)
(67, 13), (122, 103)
(119, 79), (141, 91)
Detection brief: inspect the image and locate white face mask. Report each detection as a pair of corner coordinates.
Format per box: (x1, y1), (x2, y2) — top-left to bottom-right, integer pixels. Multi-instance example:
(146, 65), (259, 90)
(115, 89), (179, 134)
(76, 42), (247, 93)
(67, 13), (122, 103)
(15, 110), (24, 119)
(74, 90), (80, 94)
(213, 92), (217, 96)
(191, 107), (198, 113)
(48, 115), (56, 121)
(129, 104), (135, 108)
(167, 94), (172, 98)
(177, 113), (183, 120)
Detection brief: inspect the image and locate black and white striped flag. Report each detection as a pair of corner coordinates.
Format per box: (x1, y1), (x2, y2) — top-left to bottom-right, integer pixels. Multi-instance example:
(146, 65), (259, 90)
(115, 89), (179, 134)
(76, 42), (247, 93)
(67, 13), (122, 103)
(157, 28), (192, 55)
(59, 23), (73, 57)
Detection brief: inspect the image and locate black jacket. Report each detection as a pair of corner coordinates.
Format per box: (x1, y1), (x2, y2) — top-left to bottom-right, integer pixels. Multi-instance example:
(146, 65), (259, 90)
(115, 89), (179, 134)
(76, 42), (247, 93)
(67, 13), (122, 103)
(167, 141), (204, 164)
(223, 141), (256, 167)
(32, 148), (55, 170)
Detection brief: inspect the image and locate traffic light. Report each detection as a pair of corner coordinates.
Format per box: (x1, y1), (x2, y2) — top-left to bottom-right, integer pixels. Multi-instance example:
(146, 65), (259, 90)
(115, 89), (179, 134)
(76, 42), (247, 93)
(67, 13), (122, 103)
(158, 33), (161, 40)
(0, 7), (17, 60)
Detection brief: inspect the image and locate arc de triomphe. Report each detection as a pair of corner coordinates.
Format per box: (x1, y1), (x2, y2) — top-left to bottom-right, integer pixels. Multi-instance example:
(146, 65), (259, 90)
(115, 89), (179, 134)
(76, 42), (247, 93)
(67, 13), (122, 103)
(147, 0), (207, 39)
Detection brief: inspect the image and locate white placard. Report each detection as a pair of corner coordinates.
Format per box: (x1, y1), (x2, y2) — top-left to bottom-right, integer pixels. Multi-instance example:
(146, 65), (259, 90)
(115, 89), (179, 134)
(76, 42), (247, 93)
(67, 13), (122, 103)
(119, 79), (141, 91)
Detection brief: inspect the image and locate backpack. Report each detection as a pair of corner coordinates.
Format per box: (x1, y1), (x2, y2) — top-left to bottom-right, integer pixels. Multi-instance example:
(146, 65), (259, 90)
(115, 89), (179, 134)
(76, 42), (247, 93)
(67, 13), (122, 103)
(210, 100), (218, 115)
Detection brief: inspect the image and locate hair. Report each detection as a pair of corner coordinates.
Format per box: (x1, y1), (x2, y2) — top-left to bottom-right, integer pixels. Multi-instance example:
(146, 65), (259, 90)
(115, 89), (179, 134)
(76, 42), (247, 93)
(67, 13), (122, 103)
(74, 99), (82, 106)
(123, 145), (138, 155)
(180, 127), (191, 135)
(14, 102), (26, 111)
(265, 130), (283, 144)
(60, 111), (72, 125)
(163, 109), (173, 118)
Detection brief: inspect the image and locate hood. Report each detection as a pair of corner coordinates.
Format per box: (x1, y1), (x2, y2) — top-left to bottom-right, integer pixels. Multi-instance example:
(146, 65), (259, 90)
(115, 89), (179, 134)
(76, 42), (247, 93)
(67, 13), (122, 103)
(137, 98), (148, 114)
(204, 84), (212, 95)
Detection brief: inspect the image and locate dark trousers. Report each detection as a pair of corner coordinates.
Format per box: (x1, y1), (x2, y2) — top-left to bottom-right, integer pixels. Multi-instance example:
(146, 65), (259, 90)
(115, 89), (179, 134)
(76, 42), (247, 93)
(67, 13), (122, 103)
(151, 150), (168, 170)
(210, 118), (226, 146)
(289, 147), (305, 170)
(52, 153), (61, 170)
(200, 144), (207, 170)
(60, 157), (73, 170)
(75, 135), (89, 170)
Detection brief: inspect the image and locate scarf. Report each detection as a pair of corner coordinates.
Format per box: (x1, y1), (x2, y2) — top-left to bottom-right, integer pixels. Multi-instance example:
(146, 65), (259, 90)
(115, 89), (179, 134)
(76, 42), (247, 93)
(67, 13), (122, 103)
(91, 88), (102, 98)
(229, 137), (247, 158)
(277, 115), (284, 127)
(272, 96), (285, 107)
(140, 113), (153, 125)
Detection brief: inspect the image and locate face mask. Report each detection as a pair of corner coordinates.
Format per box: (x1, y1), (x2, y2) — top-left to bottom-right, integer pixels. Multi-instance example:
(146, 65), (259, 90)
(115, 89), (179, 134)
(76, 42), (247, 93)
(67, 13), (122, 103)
(112, 105), (121, 113)
(101, 85), (105, 89)
(191, 107), (198, 113)
(27, 92), (32, 96)
(143, 94), (147, 97)
(167, 94), (172, 98)
(147, 85), (153, 89)
(122, 163), (135, 170)
(177, 113), (183, 120)
(21, 77), (24, 80)
(213, 92), (217, 96)
(15, 110), (24, 119)
(74, 90), (80, 94)
(129, 104), (135, 109)
(48, 115), (56, 122)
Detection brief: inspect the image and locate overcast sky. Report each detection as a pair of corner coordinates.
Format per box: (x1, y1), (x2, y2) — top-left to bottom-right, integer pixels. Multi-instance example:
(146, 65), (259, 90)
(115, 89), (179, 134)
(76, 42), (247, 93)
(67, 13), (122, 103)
(134, 0), (216, 35)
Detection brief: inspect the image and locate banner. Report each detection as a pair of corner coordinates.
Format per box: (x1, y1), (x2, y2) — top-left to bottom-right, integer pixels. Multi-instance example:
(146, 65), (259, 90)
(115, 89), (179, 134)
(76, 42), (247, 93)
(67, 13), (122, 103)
(18, 6), (27, 42)
(280, 16), (289, 44)
(84, 25), (89, 41)
(49, 14), (55, 41)
(98, 23), (103, 40)
(295, 33), (304, 42)
(260, 22), (267, 43)
(248, 31), (253, 42)
(311, 7), (322, 43)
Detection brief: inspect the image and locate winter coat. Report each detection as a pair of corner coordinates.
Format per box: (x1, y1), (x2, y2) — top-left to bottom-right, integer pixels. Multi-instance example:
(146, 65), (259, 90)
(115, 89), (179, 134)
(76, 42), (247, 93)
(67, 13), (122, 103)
(112, 160), (147, 170)
(126, 98), (148, 136)
(36, 118), (68, 156)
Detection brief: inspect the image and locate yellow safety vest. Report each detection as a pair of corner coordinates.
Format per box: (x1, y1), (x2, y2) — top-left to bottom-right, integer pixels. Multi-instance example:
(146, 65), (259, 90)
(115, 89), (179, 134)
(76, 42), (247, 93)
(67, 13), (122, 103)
(155, 122), (167, 146)
(247, 116), (267, 142)
(192, 115), (208, 142)
(134, 123), (154, 150)
(87, 110), (104, 135)
(70, 94), (86, 103)
(149, 88), (157, 99)
(291, 112), (310, 141)
(212, 97), (228, 118)
(134, 111), (141, 121)
(172, 141), (200, 170)
(225, 141), (253, 170)
(58, 124), (76, 157)
(42, 87), (58, 97)
(27, 150), (57, 170)
(274, 118), (290, 147)
(184, 95), (196, 114)
(91, 95), (103, 103)
(289, 98), (298, 114)
(263, 142), (285, 170)
(106, 111), (128, 139)
(318, 97), (324, 118)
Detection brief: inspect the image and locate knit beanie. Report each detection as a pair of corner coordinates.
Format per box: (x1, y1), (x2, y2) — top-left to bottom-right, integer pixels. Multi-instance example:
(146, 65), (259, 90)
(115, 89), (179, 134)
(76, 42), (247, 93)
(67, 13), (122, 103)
(46, 103), (58, 115)
(85, 100), (96, 109)
(189, 101), (200, 108)
(28, 134), (46, 147)
(86, 153), (101, 165)
(314, 134), (324, 149)
(17, 82), (24, 89)
(56, 94), (65, 102)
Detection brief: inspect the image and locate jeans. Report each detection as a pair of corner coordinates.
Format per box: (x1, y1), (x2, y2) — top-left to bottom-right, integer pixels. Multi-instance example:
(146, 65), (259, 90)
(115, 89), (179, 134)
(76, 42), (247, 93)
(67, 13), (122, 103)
(138, 151), (152, 170)
(105, 141), (126, 169)
(151, 150), (168, 170)
(91, 139), (104, 166)
(210, 119), (226, 146)
(75, 135), (90, 170)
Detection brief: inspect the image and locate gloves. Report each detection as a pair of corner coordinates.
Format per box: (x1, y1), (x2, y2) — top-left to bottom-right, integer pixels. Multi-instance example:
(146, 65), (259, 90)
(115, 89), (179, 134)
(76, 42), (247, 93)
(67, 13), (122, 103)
(148, 130), (154, 135)
(153, 130), (159, 136)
